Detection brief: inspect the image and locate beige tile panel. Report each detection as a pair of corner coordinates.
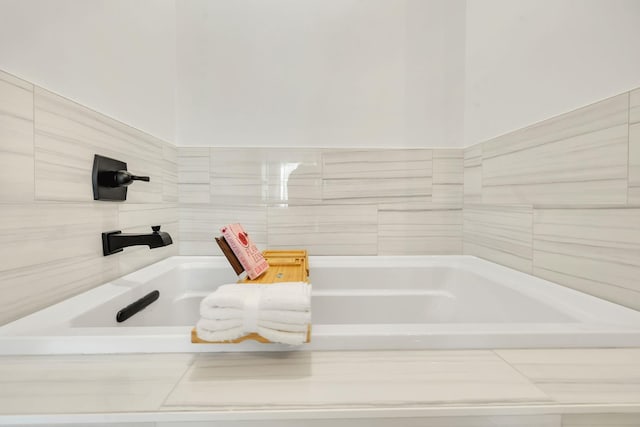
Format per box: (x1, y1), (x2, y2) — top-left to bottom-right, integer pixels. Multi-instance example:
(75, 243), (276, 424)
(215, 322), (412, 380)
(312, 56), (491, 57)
(433, 149), (463, 184)
(463, 144), (482, 204)
(178, 147), (209, 184)
(496, 349), (640, 404)
(178, 183), (210, 204)
(210, 148), (268, 205)
(482, 94), (629, 205)
(179, 204), (267, 255)
(323, 149), (433, 179)
(631, 88), (640, 124)
(34, 87), (164, 203)
(267, 204), (377, 255)
(532, 208), (640, 310)
(0, 255), (118, 326)
(162, 142), (178, 203)
(432, 183), (463, 205)
(0, 354), (193, 414)
(162, 350), (550, 410)
(322, 149), (432, 203)
(0, 202), (118, 272)
(629, 123), (640, 204)
(563, 413), (640, 426)
(378, 202), (462, 255)
(463, 205), (533, 273)
(0, 70), (34, 202)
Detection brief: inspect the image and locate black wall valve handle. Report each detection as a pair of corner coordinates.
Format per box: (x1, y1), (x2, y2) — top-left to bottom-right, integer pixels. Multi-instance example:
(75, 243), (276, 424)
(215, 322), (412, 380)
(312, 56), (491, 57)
(92, 154), (150, 201)
(103, 170), (151, 187)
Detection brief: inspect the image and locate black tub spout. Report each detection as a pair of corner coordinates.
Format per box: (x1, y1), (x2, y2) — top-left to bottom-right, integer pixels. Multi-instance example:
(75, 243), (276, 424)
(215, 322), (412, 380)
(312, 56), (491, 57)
(102, 225), (173, 256)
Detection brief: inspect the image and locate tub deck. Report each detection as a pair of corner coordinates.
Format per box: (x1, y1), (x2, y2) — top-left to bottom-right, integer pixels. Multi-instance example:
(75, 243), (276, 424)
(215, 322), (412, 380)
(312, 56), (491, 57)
(2, 255), (640, 354)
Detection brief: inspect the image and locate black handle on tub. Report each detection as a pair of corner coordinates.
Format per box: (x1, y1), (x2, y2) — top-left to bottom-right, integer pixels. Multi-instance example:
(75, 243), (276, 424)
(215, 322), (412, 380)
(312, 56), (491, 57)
(116, 290), (160, 323)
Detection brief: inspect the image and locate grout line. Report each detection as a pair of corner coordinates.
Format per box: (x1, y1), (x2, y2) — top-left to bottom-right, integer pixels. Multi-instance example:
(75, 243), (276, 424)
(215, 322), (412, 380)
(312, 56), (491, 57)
(158, 354), (197, 410)
(491, 350), (553, 402)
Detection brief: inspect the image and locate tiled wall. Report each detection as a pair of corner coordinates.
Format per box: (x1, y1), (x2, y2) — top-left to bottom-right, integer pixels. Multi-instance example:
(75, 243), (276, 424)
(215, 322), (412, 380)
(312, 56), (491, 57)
(178, 148), (464, 256)
(0, 70), (178, 325)
(464, 88), (640, 311)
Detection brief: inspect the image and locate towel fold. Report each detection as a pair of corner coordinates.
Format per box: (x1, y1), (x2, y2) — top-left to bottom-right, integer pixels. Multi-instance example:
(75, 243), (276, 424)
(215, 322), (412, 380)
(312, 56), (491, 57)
(200, 282), (311, 312)
(200, 308), (311, 325)
(196, 282), (311, 346)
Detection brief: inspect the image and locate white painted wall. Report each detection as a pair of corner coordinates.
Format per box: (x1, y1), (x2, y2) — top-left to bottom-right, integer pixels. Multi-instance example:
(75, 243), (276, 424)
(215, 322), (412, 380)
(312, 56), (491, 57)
(0, 0), (176, 142)
(175, 0), (466, 148)
(464, 0), (640, 146)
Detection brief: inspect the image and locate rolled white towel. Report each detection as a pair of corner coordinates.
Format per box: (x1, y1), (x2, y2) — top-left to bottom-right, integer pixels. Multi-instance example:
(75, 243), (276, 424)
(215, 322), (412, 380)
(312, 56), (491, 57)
(200, 307), (311, 325)
(196, 318), (243, 331)
(200, 282), (311, 312)
(195, 322), (244, 342)
(257, 327), (307, 346)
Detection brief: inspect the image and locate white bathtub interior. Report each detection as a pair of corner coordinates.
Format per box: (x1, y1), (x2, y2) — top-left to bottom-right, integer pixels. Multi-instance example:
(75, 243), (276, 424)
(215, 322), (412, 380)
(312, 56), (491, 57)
(2, 255), (640, 354)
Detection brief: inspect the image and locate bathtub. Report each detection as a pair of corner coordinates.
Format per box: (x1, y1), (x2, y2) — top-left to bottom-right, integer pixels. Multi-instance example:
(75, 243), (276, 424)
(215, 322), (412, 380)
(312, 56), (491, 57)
(2, 255), (640, 354)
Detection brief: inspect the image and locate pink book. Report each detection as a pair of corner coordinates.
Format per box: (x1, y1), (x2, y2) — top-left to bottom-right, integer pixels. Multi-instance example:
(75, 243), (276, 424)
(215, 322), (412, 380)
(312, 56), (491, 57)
(220, 224), (269, 280)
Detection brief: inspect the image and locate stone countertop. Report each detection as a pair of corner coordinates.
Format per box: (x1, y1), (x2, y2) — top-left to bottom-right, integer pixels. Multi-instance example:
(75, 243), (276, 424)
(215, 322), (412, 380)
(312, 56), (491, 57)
(1, 348), (640, 425)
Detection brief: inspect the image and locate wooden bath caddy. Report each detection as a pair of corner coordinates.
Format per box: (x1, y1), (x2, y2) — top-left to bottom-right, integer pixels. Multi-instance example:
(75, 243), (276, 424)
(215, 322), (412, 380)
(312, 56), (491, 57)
(191, 249), (311, 344)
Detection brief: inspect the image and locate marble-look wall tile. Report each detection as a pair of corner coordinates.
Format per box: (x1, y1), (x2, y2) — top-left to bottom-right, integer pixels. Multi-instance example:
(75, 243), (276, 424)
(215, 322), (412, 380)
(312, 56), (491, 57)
(179, 204), (267, 256)
(210, 148), (268, 205)
(378, 202), (462, 255)
(0, 203), (119, 324)
(563, 413), (640, 426)
(464, 205), (533, 273)
(0, 70), (34, 202)
(162, 351), (550, 410)
(322, 149), (432, 203)
(34, 88), (164, 203)
(630, 88), (640, 123)
(463, 144), (482, 204)
(533, 208), (640, 310)
(629, 89), (640, 204)
(162, 143), (178, 203)
(0, 354), (193, 414)
(432, 149), (463, 205)
(482, 94), (629, 205)
(267, 205), (377, 255)
(177, 148), (210, 203)
(0, 255), (118, 326)
(0, 203), (118, 272)
(496, 349), (640, 404)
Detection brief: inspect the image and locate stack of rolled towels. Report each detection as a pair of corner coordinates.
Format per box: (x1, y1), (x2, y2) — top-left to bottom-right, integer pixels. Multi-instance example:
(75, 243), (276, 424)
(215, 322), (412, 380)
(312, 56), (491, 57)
(196, 282), (312, 345)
